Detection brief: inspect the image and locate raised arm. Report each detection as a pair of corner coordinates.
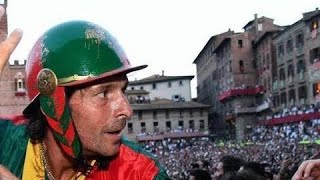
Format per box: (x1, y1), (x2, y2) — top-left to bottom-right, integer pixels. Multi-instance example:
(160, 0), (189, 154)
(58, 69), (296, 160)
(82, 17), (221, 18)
(0, 6), (23, 77)
(292, 159), (320, 180)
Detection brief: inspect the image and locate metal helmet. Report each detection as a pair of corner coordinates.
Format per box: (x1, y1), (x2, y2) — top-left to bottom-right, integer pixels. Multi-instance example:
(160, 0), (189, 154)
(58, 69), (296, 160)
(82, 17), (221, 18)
(23, 20), (146, 158)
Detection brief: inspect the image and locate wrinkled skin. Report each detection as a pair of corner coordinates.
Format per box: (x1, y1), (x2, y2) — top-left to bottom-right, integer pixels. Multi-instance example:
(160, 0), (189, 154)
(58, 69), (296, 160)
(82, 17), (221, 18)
(69, 75), (133, 157)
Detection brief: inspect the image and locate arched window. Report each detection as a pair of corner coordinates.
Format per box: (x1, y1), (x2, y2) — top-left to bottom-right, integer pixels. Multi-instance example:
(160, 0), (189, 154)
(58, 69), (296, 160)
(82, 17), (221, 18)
(297, 60), (305, 80)
(287, 64), (294, 84)
(279, 68), (285, 88)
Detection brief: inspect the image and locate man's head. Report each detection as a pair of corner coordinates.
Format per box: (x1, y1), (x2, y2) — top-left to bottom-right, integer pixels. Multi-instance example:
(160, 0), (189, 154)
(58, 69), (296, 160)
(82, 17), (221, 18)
(24, 20), (146, 159)
(214, 155), (244, 180)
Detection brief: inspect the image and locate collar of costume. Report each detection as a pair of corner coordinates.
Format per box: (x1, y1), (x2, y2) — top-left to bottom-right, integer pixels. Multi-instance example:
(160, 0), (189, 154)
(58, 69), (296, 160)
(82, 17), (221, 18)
(22, 140), (87, 180)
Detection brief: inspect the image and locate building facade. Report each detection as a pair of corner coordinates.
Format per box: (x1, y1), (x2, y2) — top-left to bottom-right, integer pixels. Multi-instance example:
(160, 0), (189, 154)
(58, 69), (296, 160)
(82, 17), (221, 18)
(128, 74), (194, 102)
(194, 14), (281, 138)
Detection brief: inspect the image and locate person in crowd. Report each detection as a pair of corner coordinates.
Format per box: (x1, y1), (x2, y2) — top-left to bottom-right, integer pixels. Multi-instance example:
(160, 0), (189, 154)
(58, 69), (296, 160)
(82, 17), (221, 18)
(0, 7), (169, 180)
(213, 155), (244, 180)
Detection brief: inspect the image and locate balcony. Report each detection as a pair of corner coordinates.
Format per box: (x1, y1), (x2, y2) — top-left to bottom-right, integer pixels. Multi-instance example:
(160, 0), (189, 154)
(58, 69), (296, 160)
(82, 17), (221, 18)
(235, 107), (256, 114)
(261, 112), (320, 126)
(256, 101), (271, 112)
(218, 86), (265, 102)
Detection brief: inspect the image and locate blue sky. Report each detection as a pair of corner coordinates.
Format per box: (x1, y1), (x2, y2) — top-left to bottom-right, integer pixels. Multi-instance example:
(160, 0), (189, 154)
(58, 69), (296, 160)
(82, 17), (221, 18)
(6, 0), (320, 97)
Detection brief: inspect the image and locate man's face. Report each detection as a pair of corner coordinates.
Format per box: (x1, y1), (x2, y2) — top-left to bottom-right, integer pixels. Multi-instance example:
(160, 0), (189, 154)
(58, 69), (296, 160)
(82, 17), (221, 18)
(69, 75), (132, 157)
(213, 162), (224, 180)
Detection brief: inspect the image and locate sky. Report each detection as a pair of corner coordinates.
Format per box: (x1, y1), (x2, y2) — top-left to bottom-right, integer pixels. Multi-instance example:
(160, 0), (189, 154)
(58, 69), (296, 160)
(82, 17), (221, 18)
(6, 0), (320, 98)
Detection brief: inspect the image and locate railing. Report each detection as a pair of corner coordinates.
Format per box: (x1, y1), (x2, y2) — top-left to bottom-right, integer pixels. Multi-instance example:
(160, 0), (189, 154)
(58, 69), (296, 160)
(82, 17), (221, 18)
(136, 131), (209, 141)
(256, 101), (271, 112)
(235, 107), (256, 114)
(260, 112), (320, 126)
(218, 86), (265, 101)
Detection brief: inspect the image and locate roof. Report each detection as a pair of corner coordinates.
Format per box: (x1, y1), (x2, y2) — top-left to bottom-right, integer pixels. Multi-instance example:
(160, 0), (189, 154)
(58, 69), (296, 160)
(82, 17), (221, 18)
(252, 30), (281, 47)
(243, 16), (274, 29)
(131, 99), (210, 110)
(193, 30), (234, 64)
(129, 74), (194, 85)
(303, 8), (320, 21)
(212, 37), (231, 53)
(125, 89), (150, 94)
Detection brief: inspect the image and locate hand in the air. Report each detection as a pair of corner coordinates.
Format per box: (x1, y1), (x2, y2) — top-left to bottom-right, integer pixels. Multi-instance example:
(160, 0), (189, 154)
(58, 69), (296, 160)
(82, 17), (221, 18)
(292, 159), (320, 180)
(0, 6), (22, 77)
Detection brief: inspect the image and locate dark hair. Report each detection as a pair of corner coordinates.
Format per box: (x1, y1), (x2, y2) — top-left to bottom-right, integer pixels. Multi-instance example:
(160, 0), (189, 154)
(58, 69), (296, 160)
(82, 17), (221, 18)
(190, 169), (212, 180)
(242, 162), (272, 180)
(220, 155), (244, 173)
(25, 99), (47, 141)
(228, 169), (268, 180)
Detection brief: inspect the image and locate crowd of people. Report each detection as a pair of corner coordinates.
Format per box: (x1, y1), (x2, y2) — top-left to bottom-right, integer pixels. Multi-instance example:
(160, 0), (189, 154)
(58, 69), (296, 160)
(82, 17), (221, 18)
(139, 119), (320, 179)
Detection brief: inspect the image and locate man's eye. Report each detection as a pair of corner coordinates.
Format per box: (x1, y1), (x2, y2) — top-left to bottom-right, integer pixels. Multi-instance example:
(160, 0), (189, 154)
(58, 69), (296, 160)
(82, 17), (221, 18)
(97, 91), (108, 98)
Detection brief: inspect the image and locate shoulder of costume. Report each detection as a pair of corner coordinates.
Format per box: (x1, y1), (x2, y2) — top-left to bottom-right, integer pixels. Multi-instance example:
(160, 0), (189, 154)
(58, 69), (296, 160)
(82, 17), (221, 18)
(120, 136), (170, 179)
(0, 114), (29, 125)
(0, 114), (29, 178)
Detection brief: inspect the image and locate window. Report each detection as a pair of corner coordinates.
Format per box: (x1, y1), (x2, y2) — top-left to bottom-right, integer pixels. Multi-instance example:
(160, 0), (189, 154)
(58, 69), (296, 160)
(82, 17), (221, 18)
(258, 23), (263, 31)
(178, 121), (184, 129)
(286, 39), (293, 54)
(140, 122), (146, 133)
(189, 120), (194, 130)
(128, 123), (133, 133)
(168, 81), (172, 88)
(310, 47), (320, 64)
(239, 60), (244, 73)
(277, 44), (284, 57)
(153, 122), (159, 133)
(131, 87), (134, 90)
(165, 110), (169, 119)
(152, 83), (157, 89)
(295, 33), (304, 48)
(238, 40), (243, 48)
(153, 111), (157, 119)
(179, 80), (183, 86)
(311, 20), (319, 32)
(189, 109), (193, 117)
(166, 121), (171, 131)
(199, 120), (205, 131)
(138, 111), (143, 120)
(140, 86), (144, 90)
(179, 109), (184, 118)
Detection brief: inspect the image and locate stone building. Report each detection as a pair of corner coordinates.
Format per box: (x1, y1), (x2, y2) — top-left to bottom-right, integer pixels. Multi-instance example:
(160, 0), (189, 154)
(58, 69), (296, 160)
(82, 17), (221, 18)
(124, 76), (210, 142)
(128, 73), (194, 102)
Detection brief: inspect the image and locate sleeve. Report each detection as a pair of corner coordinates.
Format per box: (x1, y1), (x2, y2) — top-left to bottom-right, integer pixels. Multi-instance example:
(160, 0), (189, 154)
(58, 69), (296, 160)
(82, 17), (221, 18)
(0, 118), (29, 178)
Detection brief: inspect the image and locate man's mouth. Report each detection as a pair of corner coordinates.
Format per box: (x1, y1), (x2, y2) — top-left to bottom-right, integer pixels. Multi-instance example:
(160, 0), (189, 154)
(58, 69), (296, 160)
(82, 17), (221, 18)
(107, 130), (121, 134)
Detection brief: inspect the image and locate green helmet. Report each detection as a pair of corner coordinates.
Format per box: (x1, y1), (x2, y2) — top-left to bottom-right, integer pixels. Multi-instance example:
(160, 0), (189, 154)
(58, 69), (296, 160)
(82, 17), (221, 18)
(23, 20), (146, 158)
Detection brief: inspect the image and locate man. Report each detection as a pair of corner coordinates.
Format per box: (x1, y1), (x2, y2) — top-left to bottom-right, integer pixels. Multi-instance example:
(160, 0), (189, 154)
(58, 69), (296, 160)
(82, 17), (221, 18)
(213, 155), (244, 180)
(0, 7), (169, 180)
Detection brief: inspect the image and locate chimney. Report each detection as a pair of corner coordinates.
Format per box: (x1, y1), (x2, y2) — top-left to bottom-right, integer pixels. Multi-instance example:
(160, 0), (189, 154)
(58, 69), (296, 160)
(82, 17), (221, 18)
(162, 70), (164, 76)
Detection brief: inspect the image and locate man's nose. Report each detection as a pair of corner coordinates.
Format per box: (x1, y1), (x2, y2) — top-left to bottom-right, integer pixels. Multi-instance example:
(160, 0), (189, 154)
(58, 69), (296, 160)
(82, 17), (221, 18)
(114, 93), (133, 119)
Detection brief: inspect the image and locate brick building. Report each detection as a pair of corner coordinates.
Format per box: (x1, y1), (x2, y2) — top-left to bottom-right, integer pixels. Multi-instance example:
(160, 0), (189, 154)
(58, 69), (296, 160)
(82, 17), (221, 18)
(194, 14), (282, 138)
(194, 8), (320, 139)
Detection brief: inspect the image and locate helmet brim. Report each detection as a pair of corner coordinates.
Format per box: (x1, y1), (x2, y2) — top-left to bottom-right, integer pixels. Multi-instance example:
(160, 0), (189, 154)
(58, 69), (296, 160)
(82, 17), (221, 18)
(23, 64), (147, 115)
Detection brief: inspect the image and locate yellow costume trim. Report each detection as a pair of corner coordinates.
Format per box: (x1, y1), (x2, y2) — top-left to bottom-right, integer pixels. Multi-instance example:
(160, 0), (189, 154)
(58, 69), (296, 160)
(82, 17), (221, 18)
(22, 140), (45, 180)
(21, 140), (87, 180)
